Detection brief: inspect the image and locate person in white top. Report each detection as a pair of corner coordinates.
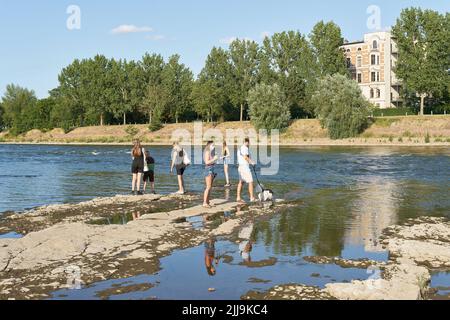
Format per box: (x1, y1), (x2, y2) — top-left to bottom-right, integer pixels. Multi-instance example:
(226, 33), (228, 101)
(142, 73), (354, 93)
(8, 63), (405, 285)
(170, 142), (186, 194)
(236, 137), (256, 203)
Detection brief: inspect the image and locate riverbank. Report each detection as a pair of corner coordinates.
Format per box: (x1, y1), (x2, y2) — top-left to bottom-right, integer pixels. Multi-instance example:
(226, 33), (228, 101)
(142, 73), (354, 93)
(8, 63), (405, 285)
(1, 194), (449, 300)
(1, 116), (449, 146)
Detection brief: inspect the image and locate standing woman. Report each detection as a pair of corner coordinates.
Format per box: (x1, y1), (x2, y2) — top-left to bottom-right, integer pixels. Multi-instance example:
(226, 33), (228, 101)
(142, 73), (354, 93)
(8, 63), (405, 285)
(170, 142), (186, 195)
(222, 141), (231, 188)
(203, 141), (218, 208)
(131, 139), (145, 195)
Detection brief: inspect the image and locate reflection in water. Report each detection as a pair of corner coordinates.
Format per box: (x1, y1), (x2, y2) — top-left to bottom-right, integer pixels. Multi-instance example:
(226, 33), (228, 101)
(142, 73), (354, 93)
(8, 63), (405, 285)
(238, 222), (254, 263)
(204, 238), (218, 276)
(347, 178), (399, 252)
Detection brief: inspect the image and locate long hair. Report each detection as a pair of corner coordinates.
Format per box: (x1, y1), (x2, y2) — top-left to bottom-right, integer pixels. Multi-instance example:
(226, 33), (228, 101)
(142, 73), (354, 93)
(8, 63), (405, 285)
(132, 140), (142, 157)
(222, 141), (228, 156)
(204, 141), (213, 157)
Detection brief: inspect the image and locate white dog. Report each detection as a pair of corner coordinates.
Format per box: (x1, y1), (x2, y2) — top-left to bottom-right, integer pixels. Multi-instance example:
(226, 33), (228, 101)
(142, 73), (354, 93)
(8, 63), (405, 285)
(258, 189), (274, 202)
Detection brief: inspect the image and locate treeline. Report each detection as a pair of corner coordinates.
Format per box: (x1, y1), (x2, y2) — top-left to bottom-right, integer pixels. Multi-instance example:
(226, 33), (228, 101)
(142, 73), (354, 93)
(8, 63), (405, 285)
(0, 8), (449, 137)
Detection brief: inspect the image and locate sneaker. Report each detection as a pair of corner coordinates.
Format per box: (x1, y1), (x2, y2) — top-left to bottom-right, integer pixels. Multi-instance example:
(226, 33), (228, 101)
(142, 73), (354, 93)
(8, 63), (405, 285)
(131, 191), (136, 196)
(137, 191), (144, 196)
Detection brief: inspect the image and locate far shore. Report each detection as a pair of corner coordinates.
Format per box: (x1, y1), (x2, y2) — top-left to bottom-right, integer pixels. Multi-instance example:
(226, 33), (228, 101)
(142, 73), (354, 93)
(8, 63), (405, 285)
(0, 140), (449, 148)
(0, 116), (449, 148)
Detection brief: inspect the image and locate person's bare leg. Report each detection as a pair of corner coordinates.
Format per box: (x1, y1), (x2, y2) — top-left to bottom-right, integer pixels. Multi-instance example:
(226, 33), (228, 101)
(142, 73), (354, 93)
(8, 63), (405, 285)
(249, 182), (255, 201)
(136, 173), (142, 192)
(178, 175), (184, 193)
(237, 180), (243, 202)
(132, 174), (137, 192)
(143, 180), (147, 192)
(204, 175), (212, 206)
(151, 182), (155, 193)
(224, 165), (230, 185)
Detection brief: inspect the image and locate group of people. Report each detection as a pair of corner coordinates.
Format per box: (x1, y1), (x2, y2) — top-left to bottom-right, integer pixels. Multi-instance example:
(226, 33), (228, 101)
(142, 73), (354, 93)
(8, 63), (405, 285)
(130, 138), (257, 207)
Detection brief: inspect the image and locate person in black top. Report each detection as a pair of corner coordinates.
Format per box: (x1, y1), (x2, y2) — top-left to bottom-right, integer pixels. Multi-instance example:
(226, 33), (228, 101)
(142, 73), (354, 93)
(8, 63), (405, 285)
(131, 139), (145, 195)
(143, 150), (155, 194)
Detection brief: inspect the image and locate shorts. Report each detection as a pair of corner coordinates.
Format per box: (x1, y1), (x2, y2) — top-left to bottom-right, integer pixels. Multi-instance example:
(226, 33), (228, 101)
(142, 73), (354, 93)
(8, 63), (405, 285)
(175, 164), (186, 176)
(143, 170), (155, 183)
(238, 166), (253, 184)
(223, 157), (231, 165)
(131, 161), (144, 174)
(204, 166), (216, 178)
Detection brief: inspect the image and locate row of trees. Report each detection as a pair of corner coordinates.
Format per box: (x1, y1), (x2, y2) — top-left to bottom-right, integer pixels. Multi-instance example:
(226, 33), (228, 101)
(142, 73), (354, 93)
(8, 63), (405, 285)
(0, 20), (348, 135)
(1, 8), (449, 138)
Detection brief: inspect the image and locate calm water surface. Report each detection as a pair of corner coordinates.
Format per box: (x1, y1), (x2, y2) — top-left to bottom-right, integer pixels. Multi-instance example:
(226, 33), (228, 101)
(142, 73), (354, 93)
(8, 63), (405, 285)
(0, 144), (449, 299)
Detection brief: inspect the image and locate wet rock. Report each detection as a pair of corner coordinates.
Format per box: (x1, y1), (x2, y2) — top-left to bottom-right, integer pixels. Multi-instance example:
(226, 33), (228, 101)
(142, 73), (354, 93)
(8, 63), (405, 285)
(242, 284), (334, 300)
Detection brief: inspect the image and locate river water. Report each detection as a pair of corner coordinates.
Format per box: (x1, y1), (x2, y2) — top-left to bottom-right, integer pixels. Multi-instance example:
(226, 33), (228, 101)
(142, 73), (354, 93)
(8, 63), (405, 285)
(0, 144), (449, 299)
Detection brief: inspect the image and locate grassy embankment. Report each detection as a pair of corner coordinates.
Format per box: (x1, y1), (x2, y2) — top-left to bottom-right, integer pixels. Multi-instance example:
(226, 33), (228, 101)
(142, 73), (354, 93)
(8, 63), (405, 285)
(0, 116), (449, 146)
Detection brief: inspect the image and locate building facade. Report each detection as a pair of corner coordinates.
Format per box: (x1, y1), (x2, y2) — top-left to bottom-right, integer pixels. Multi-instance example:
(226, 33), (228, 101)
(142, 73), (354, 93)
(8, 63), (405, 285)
(341, 31), (402, 109)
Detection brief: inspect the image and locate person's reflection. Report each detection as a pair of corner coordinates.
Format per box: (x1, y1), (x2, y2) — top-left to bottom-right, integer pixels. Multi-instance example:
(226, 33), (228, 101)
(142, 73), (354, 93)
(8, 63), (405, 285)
(204, 237), (219, 276)
(238, 222), (254, 263)
(132, 211), (141, 220)
(224, 187), (230, 201)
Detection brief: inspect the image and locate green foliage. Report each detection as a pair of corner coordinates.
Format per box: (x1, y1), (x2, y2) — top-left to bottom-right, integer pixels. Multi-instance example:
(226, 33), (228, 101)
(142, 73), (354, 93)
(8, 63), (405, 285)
(247, 83), (291, 131)
(0, 103), (4, 131)
(125, 125), (139, 137)
(310, 21), (348, 77)
(312, 74), (372, 139)
(229, 39), (260, 121)
(1, 84), (38, 135)
(262, 31), (318, 117)
(392, 8), (450, 115)
(148, 118), (163, 132)
(425, 132), (431, 144)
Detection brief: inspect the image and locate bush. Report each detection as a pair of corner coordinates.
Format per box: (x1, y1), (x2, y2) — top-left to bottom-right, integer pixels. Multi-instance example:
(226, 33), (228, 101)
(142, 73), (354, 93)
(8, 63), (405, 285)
(125, 125), (139, 137)
(312, 74), (372, 140)
(247, 83), (291, 131)
(148, 118), (163, 132)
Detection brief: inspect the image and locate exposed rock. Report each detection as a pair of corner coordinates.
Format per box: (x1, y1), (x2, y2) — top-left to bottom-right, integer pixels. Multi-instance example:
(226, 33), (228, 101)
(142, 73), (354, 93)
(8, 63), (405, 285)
(242, 284), (334, 300)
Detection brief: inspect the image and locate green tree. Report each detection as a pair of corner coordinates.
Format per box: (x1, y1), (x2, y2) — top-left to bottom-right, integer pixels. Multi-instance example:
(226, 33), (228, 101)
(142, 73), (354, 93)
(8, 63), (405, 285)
(312, 74), (372, 139)
(191, 79), (227, 122)
(262, 31), (317, 117)
(109, 59), (141, 125)
(228, 39), (260, 121)
(392, 8), (449, 115)
(310, 21), (348, 77)
(193, 46), (234, 121)
(162, 55), (194, 123)
(1, 84), (37, 135)
(140, 83), (169, 125)
(0, 103), (4, 131)
(248, 83), (291, 131)
(138, 53), (167, 126)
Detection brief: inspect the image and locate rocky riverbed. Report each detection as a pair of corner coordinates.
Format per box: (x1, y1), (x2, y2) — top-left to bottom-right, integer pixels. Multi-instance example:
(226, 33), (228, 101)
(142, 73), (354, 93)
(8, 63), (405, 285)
(243, 217), (450, 300)
(0, 194), (285, 299)
(0, 195), (449, 300)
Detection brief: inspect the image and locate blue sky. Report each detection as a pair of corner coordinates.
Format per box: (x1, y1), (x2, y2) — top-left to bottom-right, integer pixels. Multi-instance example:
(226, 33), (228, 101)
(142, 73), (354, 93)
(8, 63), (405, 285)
(0, 0), (448, 98)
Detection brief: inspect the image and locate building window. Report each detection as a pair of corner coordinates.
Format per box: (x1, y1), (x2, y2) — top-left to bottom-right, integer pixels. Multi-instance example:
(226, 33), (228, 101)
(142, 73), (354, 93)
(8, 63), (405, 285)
(357, 56), (362, 68)
(346, 58), (351, 68)
(370, 89), (374, 99)
(373, 40), (378, 50)
(376, 89), (381, 98)
(358, 47), (362, 51)
(371, 54), (380, 65)
(371, 72), (380, 82)
(357, 73), (362, 83)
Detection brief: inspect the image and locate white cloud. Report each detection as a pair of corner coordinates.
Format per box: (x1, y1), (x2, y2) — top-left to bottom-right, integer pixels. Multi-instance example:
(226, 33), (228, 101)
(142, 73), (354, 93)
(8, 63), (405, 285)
(219, 36), (253, 45)
(111, 24), (153, 35)
(260, 31), (271, 39)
